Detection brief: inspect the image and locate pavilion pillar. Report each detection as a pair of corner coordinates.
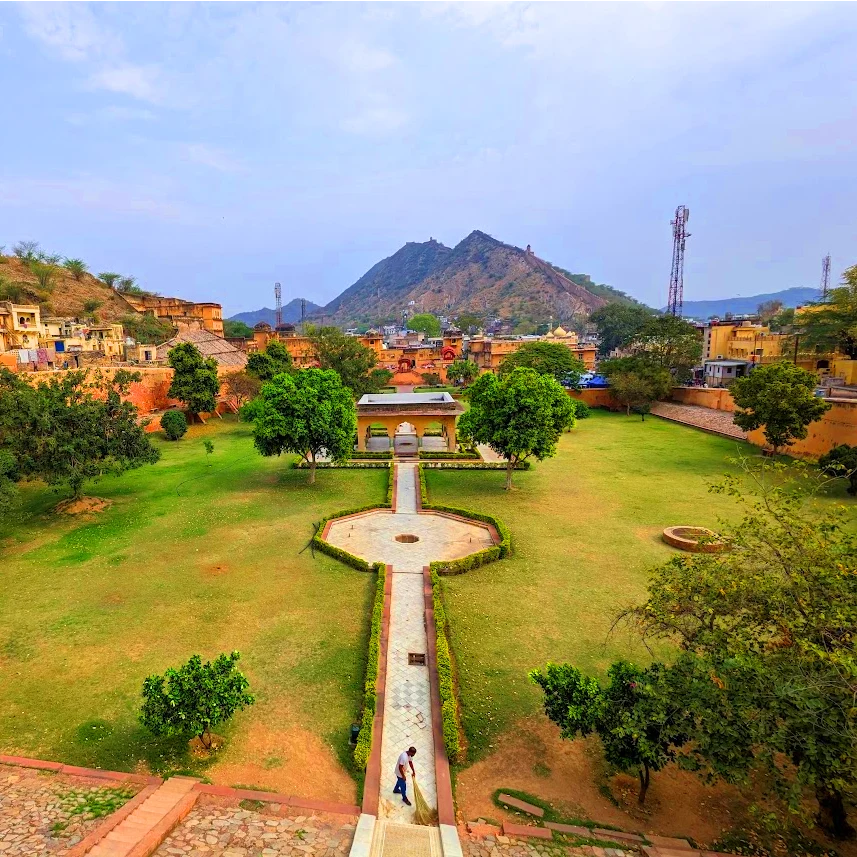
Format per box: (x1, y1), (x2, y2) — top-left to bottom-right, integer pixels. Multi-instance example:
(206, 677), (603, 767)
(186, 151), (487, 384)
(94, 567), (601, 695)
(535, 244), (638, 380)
(445, 416), (457, 451)
(357, 418), (368, 451)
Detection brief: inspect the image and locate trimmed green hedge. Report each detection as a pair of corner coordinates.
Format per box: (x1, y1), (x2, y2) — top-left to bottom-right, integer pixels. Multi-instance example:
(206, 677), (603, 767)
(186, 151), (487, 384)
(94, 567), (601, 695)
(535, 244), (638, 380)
(296, 461), (390, 469)
(430, 569), (462, 763)
(385, 465), (394, 506)
(355, 450), (393, 459)
(354, 562), (386, 769)
(419, 461), (530, 471)
(312, 503), (392, 571)
(418, 451), (481, 460)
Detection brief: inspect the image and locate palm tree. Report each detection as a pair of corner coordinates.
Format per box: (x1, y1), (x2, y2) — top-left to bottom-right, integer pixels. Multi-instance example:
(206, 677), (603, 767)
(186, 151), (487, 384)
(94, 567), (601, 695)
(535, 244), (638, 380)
(98, 272), (121, 289)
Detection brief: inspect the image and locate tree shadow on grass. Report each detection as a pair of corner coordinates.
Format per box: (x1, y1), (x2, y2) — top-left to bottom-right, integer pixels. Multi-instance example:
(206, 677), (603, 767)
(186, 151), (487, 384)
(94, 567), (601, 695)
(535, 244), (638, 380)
(60, 718), (218, 779)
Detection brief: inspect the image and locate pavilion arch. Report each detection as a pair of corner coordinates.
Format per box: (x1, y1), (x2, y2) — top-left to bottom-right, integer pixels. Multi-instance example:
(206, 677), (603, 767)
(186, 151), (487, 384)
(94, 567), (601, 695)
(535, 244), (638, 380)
(356, 392), (464, 453)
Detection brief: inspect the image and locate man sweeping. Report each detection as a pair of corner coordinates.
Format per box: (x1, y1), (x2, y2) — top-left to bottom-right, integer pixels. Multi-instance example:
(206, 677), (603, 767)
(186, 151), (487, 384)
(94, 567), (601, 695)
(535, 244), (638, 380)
(393, 746), (417, 806)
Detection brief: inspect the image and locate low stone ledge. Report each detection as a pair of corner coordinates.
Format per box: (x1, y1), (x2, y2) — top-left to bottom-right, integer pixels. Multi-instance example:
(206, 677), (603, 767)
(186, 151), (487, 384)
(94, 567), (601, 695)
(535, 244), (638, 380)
(497, 792), (545, 817)
(502, 822), (553, 839)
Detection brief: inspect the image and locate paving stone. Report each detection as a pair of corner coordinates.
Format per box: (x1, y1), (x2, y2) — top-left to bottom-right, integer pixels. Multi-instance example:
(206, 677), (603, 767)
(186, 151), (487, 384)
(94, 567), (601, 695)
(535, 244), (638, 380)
(650, 403), (747, 440)
(497, 794), (544, 818)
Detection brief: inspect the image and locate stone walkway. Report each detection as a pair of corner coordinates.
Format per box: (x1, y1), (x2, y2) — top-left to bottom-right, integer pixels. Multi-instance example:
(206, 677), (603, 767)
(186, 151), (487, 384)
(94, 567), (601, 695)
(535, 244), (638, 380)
(154, 799), (356, 856)
(0, 764), (140, 855)
(650, 403), (747, 440)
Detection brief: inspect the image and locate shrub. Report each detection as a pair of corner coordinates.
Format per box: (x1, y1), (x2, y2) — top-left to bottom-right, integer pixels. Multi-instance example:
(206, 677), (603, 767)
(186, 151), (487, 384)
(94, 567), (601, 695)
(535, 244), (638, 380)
(161, 409), (188, 441)
(356, 450), (393, 460)
(430, 570), (462, 762)
(354, 562), (386, 769)
(418, 451), (480, 460)
(570, 399), (591, 419)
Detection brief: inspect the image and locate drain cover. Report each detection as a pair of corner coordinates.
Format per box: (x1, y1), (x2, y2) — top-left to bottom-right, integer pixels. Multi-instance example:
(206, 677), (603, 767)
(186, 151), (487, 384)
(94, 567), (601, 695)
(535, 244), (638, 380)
(395, 534), (420, 543)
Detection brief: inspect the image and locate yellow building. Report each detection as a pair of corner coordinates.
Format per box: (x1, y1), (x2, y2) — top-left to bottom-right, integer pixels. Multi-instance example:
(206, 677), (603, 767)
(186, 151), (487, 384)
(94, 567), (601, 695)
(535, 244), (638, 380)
(0, 301), (41, 353)
(468, 327), (597, 374)
(699, 320), (787, 363)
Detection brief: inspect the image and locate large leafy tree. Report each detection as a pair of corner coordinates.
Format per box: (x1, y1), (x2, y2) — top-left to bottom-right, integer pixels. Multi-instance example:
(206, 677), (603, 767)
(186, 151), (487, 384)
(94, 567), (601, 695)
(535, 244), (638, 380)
(246, 340), (293, 381)
(167, 342), (221, 419)
(409, 313), (442, 337)
(731, 361), (830, 454)
(140, 651), (254, 750)
(0, 368), (160, 499)
(624, 464), (857, 838)
(600, 357), (672, 417)
(458, 367), (575, 490)
(446, 359), (479, 387)
(310, 326), (382, 397)
(248, 368), (356, 484)
(631, 315), (702, 383)
(819, 444), (857, 496)
(530, 660), (687, 804)
(799, 264), (857, 358)
(498, 341), (585, 386)
(589, 303), (654, 356)
(223, 319), (254, 338)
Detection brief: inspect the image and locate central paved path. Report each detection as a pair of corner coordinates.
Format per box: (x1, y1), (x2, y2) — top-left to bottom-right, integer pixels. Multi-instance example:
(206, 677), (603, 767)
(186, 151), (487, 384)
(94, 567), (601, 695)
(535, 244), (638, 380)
(379, 464), (437, 825)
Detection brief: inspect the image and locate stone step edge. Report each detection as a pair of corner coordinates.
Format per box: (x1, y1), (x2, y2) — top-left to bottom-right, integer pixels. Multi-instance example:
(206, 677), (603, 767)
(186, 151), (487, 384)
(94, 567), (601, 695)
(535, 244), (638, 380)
(0, 755), (161, 785)
(67, 784), (161, 857)
(124, 788), (200, 857)
(194, 783), (361, 816)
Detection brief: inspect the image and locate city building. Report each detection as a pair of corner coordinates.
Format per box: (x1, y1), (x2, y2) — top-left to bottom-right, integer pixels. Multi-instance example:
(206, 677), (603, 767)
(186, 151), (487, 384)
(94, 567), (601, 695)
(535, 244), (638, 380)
(122, 295), (224, 336)
(467, 326), (597, 373)
(0, 302), (41, 354)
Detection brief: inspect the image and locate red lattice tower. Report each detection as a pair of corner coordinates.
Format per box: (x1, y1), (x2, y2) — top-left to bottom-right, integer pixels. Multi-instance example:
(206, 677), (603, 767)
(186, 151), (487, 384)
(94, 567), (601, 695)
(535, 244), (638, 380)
(667, 205), (691, 317)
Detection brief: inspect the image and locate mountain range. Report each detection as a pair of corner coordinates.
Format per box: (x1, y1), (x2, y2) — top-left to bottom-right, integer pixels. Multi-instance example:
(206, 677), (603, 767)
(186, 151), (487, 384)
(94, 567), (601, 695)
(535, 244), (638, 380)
(228, 299), (322, 328)
(673, 287), (822, 319)
(230, 230), (636, 328)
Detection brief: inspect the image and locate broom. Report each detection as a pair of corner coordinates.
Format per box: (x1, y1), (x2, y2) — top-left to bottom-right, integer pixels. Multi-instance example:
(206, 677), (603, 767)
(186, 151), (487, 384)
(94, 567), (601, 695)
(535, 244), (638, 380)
(412, 775), (437, 826)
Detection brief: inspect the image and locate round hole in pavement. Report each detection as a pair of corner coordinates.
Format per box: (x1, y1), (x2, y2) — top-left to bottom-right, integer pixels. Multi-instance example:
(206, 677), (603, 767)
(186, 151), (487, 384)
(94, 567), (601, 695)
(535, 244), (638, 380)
(395, 534), (420, 544)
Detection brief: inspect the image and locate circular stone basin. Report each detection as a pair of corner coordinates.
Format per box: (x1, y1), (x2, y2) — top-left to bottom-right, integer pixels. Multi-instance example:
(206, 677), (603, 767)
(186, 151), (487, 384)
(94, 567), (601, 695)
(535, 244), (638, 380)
(395, 534), (420, 544)
(662, 526), (728, 553)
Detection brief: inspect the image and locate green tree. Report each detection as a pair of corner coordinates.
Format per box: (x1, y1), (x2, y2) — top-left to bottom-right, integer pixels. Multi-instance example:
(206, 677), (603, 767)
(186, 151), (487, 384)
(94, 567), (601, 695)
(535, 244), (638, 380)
(30, 262), (54, 293)
(446, 359), (479, 387)
(530, 660), (686, 804)
(63, 258), (88, 281)
(117, 276), (143, 295)
(222, 370), (262, 410)
(455, 313), (483, 333)
(624, 464), (857, 837)
(409, 313), (442, 337)
(98, 272), (121, 289)
(0, 368), (160, 499)
(223, 319), (254, 338)
(248, 368), (357, 484)
(421, 372), (442, 387)
(13, 240), (39, 261)
(600, 357), (672, 417)
(140, 651), (254, 750)
(0, 450), (18, 513)
(167, 343), (220, 419)
(245, 340), (293, 381)
(589, 303), (654, 356)
(818, 444), (857, 496)
(83, 299), (102, 316)
(799, 265), (857, 358)
(458, 368), (575, 490)
(160, 409), (188, 441)
(310, 326), (381, 397)
(632, 315), (702, 383)
(499, 341), (585, 386)
(121, 313), (175, 345)
(731, 362), (830, 454)
(769, 306), (796, 333)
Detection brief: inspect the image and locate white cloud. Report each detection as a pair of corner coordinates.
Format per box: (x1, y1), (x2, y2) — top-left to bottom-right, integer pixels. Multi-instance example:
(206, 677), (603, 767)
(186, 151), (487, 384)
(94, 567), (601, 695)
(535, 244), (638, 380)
(183, 144), (247, 174)
(19, 3), (119, 62)
(87, 64), (164, 103)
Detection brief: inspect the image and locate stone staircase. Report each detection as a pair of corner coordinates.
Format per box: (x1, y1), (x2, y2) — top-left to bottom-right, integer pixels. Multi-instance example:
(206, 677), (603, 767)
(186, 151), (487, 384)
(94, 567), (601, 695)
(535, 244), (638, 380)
(85, 776), (198, 857)
(370, 820), (442, 857)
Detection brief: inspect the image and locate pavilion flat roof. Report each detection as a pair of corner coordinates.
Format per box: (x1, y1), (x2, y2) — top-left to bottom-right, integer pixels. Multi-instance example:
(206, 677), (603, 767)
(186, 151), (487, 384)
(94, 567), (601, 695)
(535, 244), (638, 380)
(358, 392), (455, 405)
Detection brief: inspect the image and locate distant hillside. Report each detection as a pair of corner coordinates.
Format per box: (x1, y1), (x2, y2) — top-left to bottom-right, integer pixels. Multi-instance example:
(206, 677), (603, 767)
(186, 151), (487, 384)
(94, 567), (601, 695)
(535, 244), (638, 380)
(318, 231), (611, 326)
(228, 299), (321, 327)
(550, 266), (648, 308)
(0, 255), (136, 321)
(672, 287), (822, 319)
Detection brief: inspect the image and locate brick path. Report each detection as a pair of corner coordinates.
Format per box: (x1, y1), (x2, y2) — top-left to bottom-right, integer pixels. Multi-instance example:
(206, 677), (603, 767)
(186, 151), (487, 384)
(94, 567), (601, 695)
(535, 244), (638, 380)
(461, 832), (631, 857)
(650, 403), (747, 440)
(154, 800), (356, 856)
(0, 764), (139, 855)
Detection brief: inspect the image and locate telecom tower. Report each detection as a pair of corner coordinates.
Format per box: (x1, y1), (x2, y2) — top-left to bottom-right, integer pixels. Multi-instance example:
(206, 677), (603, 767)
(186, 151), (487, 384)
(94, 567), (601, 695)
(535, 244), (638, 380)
(821, 254), (831, 299)
(667, 205), (691, 317)
(274, 282), (282, 327)
(300, 298), (306, 330)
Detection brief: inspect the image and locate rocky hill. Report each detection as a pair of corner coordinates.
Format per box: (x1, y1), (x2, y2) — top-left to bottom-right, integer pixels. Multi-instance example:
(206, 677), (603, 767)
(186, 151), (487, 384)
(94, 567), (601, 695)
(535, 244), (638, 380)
(669, 287), (822, 319)
(0, 256), (137, 321)
(316, 231), (611, 327)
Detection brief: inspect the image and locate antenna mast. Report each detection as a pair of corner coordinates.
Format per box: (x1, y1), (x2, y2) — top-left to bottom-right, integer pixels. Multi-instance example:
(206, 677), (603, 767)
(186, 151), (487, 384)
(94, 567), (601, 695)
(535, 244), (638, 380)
(821, 254), (831, 299)
(274, 282), (282, 327)
(667, 205), (691, 317)
(300, 298), (306, 332)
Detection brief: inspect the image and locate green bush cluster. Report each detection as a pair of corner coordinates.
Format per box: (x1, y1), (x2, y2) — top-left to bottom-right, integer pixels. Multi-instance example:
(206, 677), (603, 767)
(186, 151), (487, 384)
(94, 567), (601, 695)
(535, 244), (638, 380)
(419, 461), (531, 471)
(295, 461), (390, 469)
(355, 450), (393, 459)
(385, 466), (394, 506)
(418, 451), (481, 460)
(429, 546), (501, 576)
(160, 409), (188, 441)
(354, 562), (386, 769)
(312, 504), (392, 571)
(570, 399), (591, 419)
(430, 570), (462, 762)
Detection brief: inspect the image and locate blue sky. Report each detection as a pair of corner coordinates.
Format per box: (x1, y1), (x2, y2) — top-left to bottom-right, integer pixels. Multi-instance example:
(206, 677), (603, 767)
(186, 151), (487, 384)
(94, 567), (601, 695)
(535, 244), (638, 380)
(1, 2), (855, 315)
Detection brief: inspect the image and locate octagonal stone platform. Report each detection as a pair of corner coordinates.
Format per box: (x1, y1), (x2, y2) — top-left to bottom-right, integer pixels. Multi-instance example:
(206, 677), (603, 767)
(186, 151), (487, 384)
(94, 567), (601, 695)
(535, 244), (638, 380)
(324, 509), (495, 570)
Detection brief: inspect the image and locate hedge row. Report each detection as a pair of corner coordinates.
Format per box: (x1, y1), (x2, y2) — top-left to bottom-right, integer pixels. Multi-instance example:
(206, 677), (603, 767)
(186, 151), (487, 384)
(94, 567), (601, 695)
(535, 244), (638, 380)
(354, 450), (393, 459)
(354, 562), (387, 769)
(296, 461), (391, 469)
(418, 451), (481, 460)
(430, 569), (462, 763)
(419, 461), (530, 471)
(312, 503), (392, 571)
(385, 465), (394, 506)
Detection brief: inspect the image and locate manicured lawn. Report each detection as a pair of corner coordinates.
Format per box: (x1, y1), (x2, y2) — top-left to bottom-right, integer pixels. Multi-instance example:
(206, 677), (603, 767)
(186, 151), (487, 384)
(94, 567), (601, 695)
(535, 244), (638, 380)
(0, 417), (384, 794)
(424, 410), (810, 762)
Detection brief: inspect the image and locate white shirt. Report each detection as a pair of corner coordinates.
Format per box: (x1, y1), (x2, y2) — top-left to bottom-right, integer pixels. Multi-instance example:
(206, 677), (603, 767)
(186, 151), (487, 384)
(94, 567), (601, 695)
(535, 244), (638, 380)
(396, 751), (410, 777)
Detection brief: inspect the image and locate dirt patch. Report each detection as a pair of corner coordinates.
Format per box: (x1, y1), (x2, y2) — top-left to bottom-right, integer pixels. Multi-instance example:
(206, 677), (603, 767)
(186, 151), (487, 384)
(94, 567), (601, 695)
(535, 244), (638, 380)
(203, 562), (230, 576)
(206, 723), (357, 804)
(55, 496), (111, 515)
(455, 717), (745, 846)
(101, 592), (125, 608)
(189, 733), (226, 757)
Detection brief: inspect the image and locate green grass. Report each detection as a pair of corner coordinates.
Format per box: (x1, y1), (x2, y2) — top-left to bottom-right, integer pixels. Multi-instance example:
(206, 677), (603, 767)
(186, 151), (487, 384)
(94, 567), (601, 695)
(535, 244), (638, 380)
(424, 410), (852, 762)
(0, 416), (383, 784)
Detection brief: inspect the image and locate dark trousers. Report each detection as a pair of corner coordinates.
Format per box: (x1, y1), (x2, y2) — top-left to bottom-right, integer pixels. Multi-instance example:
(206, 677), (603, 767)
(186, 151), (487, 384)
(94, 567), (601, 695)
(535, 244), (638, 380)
(393, 776), (407, 799)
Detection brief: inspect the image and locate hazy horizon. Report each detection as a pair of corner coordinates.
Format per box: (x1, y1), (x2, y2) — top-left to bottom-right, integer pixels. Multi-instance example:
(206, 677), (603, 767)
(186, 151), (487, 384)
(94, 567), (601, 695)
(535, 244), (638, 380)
(2, 2), (855, 315)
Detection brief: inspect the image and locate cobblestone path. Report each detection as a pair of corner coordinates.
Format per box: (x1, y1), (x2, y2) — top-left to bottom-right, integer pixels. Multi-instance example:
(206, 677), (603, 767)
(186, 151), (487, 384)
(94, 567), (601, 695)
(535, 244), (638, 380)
(650, 403), (747, 440)
(154, 800), (357, 857)
(0, 764), (139, 855)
